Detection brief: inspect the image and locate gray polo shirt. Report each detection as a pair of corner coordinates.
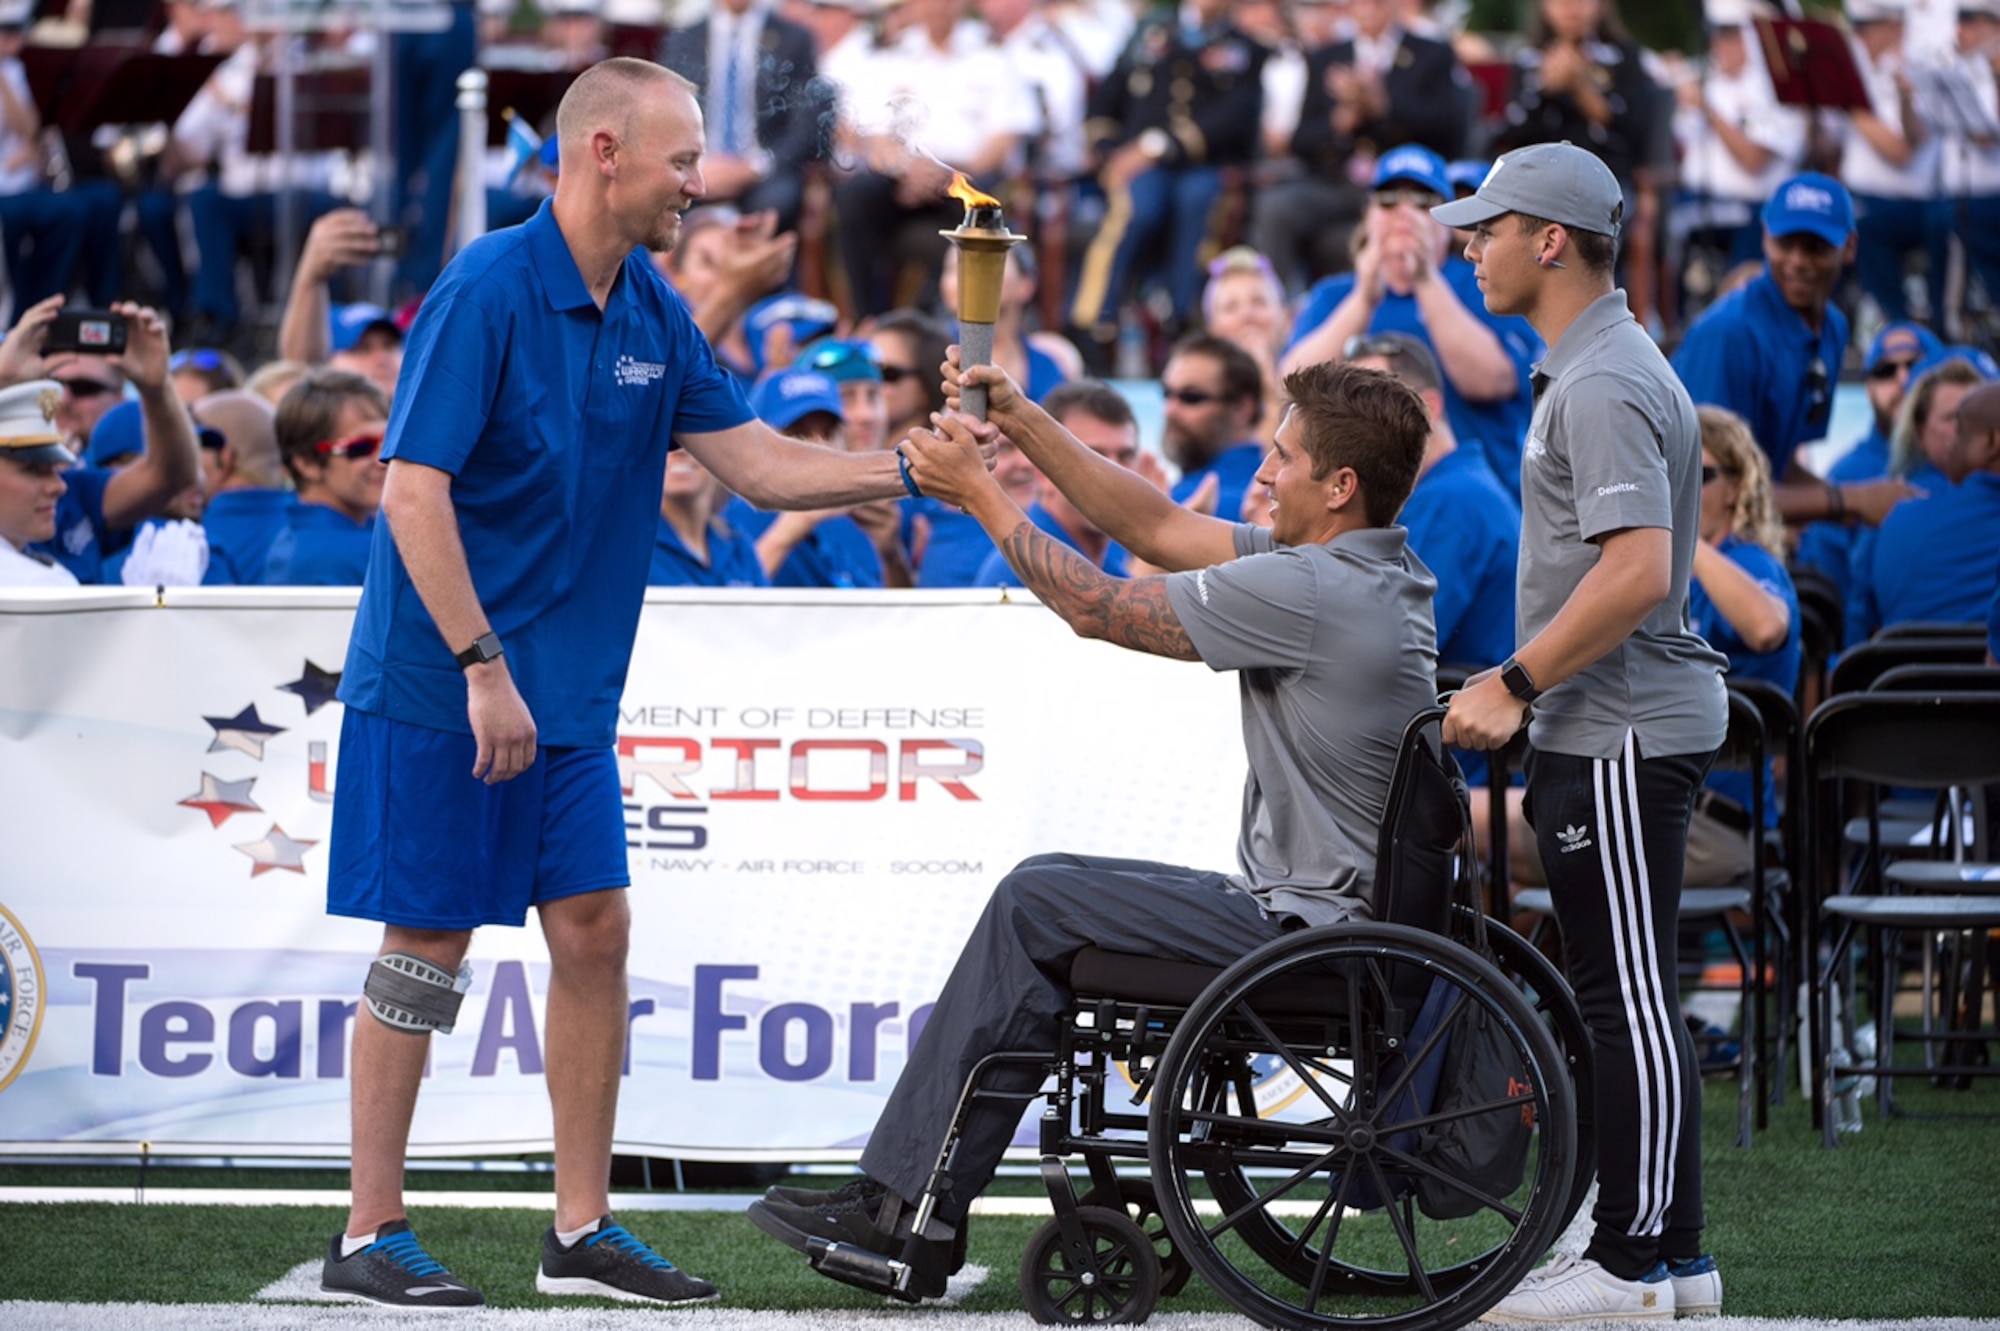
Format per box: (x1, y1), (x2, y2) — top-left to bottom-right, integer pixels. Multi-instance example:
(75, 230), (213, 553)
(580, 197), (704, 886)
(1165, 523), (1439, 925)
(1519, 290), (1727, 761)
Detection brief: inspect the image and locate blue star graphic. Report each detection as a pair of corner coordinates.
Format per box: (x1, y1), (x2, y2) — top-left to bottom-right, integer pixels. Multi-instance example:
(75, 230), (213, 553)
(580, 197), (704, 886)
(203, 704), (287, 760)
(278, 660), (343, 716)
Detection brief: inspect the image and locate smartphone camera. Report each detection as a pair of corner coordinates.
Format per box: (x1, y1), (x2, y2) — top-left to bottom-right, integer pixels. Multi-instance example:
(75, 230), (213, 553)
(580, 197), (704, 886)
(375, 226), (408, 259)
(44, 309), (129, 356)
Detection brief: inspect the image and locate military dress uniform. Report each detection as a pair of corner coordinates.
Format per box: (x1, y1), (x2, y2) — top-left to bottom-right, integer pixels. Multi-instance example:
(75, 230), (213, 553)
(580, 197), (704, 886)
(1069, 14), (1265, 353)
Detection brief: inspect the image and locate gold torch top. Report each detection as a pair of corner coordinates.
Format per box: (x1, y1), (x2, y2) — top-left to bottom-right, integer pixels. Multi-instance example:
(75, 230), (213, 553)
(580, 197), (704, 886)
(940, 172), (1027, 249)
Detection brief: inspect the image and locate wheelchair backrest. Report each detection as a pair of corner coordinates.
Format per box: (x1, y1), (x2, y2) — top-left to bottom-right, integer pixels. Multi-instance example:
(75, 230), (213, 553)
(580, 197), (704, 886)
(1371, 706), (1475, 934)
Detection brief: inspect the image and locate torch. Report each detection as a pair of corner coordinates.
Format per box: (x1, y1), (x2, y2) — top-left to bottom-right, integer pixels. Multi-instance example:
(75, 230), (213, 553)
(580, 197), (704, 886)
(940, 173), (1026, 422)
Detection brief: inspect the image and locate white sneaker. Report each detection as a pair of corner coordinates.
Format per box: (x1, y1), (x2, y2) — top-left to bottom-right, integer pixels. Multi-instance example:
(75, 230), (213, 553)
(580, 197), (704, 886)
(1668, 1255), (1722, 1317)
(1479, 1254), (1676, 1324)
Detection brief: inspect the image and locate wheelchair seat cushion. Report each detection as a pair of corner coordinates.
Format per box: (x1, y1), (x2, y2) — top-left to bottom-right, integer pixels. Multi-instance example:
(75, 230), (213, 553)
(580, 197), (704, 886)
(1069, 945), (1352, 1014)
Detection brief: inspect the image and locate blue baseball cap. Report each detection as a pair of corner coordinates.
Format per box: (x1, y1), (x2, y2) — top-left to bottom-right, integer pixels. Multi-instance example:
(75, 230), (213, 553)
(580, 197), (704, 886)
(1373, 144), (1451, 198)
(751, 367), (845, 431)
(1445, 158), (1490, 196)
(1865, 321), (1943, 373)
(84, 398), (145, 467)
(1907, 343), (2000, 386)
(794, 338), (883, 384)
(1762, 173), (1855, 247)
(330, 302), (402, 355)
(744, 293), (840, 375)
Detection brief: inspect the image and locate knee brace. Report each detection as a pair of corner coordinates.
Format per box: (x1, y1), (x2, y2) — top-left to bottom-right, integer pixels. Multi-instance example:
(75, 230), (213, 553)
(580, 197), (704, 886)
(363, 952), (473, 1034)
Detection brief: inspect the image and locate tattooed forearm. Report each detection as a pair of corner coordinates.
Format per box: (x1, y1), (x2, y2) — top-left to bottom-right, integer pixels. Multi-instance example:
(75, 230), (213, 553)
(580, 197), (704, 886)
(998, 519), (1201, 660)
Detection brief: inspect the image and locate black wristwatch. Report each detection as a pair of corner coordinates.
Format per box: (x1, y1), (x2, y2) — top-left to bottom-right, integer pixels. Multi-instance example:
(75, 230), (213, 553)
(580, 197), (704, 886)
(454, 631), (504, 670)
(1499, 657), (1541, 704)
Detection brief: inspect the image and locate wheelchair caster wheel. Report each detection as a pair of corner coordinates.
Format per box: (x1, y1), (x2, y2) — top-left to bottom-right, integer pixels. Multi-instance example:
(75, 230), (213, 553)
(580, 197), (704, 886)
(1080, 1180), (1191, 1297)
(1019, 1204), (1161, 1324)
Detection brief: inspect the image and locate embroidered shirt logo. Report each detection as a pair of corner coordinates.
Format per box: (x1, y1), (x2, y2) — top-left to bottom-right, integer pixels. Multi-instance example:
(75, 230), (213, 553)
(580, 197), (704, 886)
(1595, 482), (1639, 496)
(615, 355), (666, 388)
(1558, 823), (1593, 854)
(1193, 568), (1212, 605)
(1525, 434), (1548, 461)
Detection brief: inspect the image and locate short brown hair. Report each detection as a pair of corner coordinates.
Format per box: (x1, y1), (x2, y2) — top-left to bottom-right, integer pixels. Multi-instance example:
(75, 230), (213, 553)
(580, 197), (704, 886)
(1281, 361), (1430, 526)
(1168, 332), (1264, 408)
(275, 370), (390, 483)
(1041, 379), (1134, 431)
(1516, 213), (1619, 276)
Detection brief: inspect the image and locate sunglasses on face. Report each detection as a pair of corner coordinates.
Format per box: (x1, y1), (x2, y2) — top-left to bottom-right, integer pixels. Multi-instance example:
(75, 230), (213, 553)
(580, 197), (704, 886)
(1372, 188), (1444, 211)
(58, 377), (116, 399)
(1866, 357), (1919, 381)
(170, 349), (228, 374)
(876, 363), (921, 385)
(196, 425), (226, 452)
(1701, 464), (1724, 485)
(1162, 386), (1224, 407)
(313, 431), (384, 460)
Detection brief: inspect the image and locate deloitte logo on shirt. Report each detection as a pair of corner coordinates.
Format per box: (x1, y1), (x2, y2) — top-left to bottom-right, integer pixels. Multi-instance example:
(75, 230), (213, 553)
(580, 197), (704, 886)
(616, 355), (667, 388)
(0, 903), (46, 1095)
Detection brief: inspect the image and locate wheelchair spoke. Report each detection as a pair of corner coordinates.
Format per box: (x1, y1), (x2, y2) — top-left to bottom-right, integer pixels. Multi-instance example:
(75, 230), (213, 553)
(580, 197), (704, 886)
(1202, 1144), (1343, 1243)
(1374, 1136), (1527, 1223)
(1300, 1171), (1355, 1310)
(1367, 1157), (1439, 1304)
(1234, 1001), (1356, 1126)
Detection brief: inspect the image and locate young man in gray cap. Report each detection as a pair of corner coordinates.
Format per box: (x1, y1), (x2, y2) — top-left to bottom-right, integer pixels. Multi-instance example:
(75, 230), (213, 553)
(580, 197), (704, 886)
(1433, 143), (1729, 1323)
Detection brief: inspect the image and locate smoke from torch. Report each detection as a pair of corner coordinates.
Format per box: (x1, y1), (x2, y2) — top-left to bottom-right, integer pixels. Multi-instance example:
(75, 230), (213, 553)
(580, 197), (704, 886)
(940, 172), (1025, 422)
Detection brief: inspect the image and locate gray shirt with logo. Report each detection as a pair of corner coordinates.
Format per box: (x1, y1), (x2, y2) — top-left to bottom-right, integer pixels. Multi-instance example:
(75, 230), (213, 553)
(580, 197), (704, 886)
(1518, 290), (1727, 761)
(1165, 523), (1439, 925)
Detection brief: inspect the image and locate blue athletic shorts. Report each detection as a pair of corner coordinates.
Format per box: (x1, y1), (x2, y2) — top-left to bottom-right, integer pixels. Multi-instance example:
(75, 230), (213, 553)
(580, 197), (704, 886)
(327, 708), (630, 930)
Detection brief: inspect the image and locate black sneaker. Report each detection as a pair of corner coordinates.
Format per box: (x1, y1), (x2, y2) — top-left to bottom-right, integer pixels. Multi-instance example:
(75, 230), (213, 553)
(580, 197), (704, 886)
(763, 1175), (888, 1210)
(320, 1219), (484, 1308)
(747, 1189), (954, 1301)
(536, 1215), (719, 1305)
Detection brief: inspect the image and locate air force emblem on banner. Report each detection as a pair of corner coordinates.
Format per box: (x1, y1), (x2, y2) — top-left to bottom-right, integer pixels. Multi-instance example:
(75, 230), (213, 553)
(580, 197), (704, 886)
(0, 903), (46, 1094)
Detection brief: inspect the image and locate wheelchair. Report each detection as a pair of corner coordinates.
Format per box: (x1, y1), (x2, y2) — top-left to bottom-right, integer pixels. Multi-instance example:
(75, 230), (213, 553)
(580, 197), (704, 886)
(809, 707), (1595, 1328)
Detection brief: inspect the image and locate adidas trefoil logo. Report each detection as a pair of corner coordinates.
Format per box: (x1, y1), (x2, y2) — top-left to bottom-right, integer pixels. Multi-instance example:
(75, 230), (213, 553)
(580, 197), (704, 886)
(1557, 823), (1593, 854)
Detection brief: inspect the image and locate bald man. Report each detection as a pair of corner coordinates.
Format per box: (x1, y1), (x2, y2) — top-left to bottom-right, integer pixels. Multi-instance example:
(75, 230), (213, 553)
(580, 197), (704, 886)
(320, 57), (936, 1309)
(192, 391), (289, 584)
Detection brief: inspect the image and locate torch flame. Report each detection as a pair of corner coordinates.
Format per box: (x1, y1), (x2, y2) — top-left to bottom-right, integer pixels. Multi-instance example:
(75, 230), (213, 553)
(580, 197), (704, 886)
(948, 172), (1002, 210)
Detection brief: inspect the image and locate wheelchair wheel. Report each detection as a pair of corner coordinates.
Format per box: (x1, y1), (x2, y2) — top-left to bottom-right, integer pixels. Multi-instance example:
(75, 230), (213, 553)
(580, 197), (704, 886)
(1080, 1178), (1193, 1296)
(1019, 1204), (1162, 1325)
(1147, 922), (1575, 1331)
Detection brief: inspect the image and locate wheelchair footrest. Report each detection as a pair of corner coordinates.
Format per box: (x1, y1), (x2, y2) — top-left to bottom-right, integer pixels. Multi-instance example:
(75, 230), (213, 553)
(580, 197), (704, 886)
(806, 1238), (924, 1303)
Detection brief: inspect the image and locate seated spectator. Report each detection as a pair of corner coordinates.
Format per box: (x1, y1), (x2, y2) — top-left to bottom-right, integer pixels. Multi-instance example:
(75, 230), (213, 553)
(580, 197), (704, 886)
(1344, 333), (1518, 785)
(1283, 146), (1537, 493)
(1201, 246), (1291, 447)
(1792, 320), (1942, 598)
(871, 309), (994, 587)
(1947, 1), (2000, 324)
(793, 338), (890, 452)
(749, 358), (1438, 1301)
(1492, 0), (1657, 212)
(245, 360), (309, 408)
(1161, 332), (1267, 522)
(88, 400), (220, 588)
(724, 367), (912, 588)
(939, 244), (1078, 404)
(328, 307), (406, 403)
(0, 379), (81, 587)
(1683, 407), (1799, 885)
(276, 210), (407, 402)
(170, 348), (248, 406)
(2, 300), (203, 585)
(1838, 0), (1946, 327)
(1674, 173), (1921, 527)
(1847, 358), (2000, 642)
(656, 205), (797, 380)
(973, 379), (1138, 585)
(260, 371), (388, 585)
(1250, 0), (1469, 294)
(193, 390), (289, 586)
(0, 13), (86, 310)
(650, 447), (768, 587)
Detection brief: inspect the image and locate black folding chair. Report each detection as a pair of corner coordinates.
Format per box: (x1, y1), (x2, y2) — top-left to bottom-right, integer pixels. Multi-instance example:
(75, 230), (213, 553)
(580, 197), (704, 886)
(1827, 638), (1988, 698)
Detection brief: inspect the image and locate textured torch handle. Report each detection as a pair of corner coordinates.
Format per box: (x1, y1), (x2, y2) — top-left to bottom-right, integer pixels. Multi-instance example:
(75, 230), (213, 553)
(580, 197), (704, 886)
(959, 321), (996, 422)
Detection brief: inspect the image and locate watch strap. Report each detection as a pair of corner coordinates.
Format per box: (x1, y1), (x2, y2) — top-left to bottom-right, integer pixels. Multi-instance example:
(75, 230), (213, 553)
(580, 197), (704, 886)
(455, 631), (503, 670)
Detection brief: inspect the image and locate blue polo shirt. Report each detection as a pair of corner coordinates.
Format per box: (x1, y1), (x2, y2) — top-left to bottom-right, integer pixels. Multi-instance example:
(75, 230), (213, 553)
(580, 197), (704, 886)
(1848, 471), (2000, 643)
(647, 512), (767, 587)
(1287, 257), (1539, 496)
(1689, 536), (1800, 825)
(260, 501), (374, 585)
(905, 497), (996, 588)
(1173, 440), (1266, 524)
(339, 200), (753, 747)
(723, 496), (882, 588)
(202, 487), (291, 585)
(1987, 552), (1999, 662)
(1672, 269), (1848, 481)
(972, 501), (1129, 586)
(33, 466), (116, 584)
(1793, 426), (1890, 597)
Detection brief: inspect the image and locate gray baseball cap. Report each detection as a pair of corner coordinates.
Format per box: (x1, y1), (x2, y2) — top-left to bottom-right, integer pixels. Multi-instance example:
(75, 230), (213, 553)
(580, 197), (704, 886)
(1430, 142), (1624, 237)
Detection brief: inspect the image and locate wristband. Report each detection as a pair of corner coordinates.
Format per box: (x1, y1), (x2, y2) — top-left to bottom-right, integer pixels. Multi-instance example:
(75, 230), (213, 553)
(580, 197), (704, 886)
(896, 445), (924, 499)
(1826, 481), (1845, 520)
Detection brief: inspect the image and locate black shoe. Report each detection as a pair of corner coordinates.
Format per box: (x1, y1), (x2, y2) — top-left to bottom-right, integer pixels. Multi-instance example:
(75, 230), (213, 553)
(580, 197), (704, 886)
(761, 1177), (970, 1274)
(319, 1219), (484, 1308)
(747, 1189), (954, 1301)
(536, 1214), (719, 1305)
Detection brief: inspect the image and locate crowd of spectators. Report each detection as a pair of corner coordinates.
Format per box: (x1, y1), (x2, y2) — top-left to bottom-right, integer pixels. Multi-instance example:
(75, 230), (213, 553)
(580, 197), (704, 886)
(0, 0), (1996, 684)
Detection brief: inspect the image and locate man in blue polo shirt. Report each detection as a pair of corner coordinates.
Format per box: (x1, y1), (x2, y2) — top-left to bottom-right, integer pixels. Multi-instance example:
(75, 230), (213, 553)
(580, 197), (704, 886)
(321, 58), (936, 1311)
(1673, 172), (1920, 530)
(1282, 144), (1539, 494)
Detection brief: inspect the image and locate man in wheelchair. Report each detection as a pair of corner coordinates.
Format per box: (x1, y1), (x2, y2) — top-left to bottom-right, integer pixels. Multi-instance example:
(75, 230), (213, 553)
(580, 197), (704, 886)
(748, 360), (1440, 1300)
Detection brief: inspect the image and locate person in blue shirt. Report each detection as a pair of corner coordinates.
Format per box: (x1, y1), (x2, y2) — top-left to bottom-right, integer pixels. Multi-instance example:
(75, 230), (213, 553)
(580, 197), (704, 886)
(869, 309), (993, 587)
(1344, 332), (1519, 790)
(1685, 407), (1800, 885)
(1793, 319), (1941, 597)
(1849, 376), (2000, 643)
(648, 446), (766, 586)
(1162, 332), (1267, 521)
(1672, 172), (1918, 529)
(2, 297), (202, 583)
(973, 380), (1138, 586)
(724, 367), (911, 587)
(192, 391), (290, 586)
(320, 60), (935, 1311)
(259, 370), (386, 585)
(794, 337), (889, 452)
(1282, 145), (1538, 495)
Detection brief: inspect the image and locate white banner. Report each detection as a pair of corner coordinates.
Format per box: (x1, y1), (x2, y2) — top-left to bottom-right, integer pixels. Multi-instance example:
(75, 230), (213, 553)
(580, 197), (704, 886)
(0, 588), (1245, 1159)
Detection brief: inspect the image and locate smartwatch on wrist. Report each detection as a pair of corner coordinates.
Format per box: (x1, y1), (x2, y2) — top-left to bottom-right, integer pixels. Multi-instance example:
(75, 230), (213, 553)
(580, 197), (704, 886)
(455, 631), (504, 670)
(1499, 656), (1541, 704)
